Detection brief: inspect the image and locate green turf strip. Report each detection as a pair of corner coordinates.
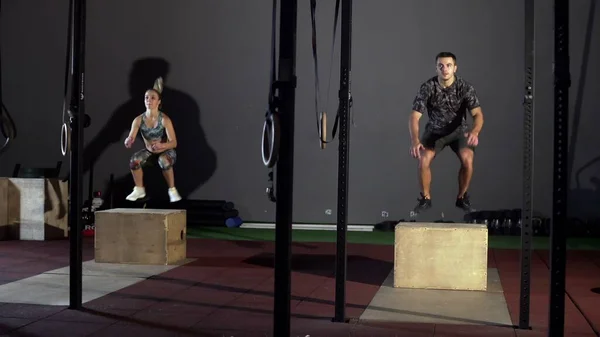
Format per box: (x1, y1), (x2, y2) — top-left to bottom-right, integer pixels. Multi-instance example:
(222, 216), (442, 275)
(187, 226), (600, 250)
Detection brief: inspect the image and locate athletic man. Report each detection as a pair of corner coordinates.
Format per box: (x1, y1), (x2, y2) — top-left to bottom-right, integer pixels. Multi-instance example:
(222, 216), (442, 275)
(408, 52), (484, 213)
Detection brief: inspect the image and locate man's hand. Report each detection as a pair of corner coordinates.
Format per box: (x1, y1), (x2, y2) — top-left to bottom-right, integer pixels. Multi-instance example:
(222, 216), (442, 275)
(124, 137), (134, 148)
(410, 142), (425, 159)
(465, 132), (479, 147)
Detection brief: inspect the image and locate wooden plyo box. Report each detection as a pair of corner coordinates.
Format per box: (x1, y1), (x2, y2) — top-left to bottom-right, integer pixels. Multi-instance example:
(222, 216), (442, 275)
(0, 177), (69, 241)
(394, 222), (488, 291)
(94, 208), (187, 265)
(0, 178), (7, 240)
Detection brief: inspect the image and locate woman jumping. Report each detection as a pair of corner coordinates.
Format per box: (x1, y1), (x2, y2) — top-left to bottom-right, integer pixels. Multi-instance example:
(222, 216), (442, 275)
(123, 77), (182, 203)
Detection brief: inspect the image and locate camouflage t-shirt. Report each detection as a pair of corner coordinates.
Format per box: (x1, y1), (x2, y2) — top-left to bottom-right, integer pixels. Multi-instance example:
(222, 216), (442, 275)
(411, 76), (480, 135)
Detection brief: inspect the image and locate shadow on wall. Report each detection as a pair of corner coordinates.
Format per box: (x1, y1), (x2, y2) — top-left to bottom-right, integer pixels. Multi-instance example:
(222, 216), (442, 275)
(83, 57), (217, 205)
(567, 0), (598, 223)
(569, 156), (600, 220)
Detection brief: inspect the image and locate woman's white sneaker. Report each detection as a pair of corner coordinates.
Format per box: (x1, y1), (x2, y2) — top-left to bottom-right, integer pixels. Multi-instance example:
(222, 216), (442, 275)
(168, 187), (181, 202)
(126, 186), (146, 201)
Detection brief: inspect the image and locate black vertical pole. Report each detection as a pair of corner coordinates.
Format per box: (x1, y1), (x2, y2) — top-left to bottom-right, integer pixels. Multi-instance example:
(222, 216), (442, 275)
(68, 0), (86, 310)
(548, 0), (569, 335)
(519, 0), (534, 330)
(334, 0), (352, 324)
(0, 0), (3, 108)
(88, 158), (93, 206)
(273, 0), (297, 336)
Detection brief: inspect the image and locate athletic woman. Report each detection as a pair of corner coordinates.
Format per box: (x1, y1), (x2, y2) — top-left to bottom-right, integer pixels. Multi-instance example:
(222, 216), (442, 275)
(124, 77), (182, 202)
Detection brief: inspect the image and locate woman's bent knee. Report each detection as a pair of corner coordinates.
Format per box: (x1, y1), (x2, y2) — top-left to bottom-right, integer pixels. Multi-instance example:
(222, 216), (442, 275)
(129, 159), (142, 170)
(158, 150), (176, 170)
(159, 160), (173, 170)
(130, 149), (151, 170)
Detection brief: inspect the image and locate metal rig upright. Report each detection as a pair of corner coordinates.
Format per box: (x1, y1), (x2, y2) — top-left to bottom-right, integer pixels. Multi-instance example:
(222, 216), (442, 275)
(68, 0), (86, 310)
(548, 0), (569, 335)
(273, 0), (298, 336)
(334, 0), (352, 324)
(519, 0), (535, 329)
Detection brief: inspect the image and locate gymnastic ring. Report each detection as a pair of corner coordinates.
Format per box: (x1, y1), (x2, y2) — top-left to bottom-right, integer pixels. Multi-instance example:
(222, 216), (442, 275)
(60, 123), (68, 156)
(262, 111), (280, 168)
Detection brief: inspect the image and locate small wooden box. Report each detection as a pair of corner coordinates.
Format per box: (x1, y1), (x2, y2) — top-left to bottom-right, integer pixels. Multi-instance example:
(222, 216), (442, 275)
(94, 208), (187, 265)
(0, 177), (69, 241)
(0, 179), (8, 240)
(394, 222), (488, 291)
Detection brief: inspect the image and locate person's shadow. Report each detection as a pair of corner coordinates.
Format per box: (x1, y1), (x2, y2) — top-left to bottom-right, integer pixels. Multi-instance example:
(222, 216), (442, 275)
(83, 57), (217, 207)
(567, 155), (600, 237)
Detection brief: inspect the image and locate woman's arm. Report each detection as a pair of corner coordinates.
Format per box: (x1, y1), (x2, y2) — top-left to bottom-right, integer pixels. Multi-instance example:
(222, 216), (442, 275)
(124, 116), (141, 148)
(158, 114), (178, 150)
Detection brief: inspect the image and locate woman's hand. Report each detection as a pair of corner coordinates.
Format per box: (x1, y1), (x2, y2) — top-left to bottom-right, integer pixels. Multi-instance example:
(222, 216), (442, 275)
(124, 137), (134, 148)
(151, 142), (165, 152)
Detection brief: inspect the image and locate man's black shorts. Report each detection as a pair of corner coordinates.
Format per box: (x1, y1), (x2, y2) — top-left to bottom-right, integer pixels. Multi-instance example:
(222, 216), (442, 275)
(421, 127), (475, 153)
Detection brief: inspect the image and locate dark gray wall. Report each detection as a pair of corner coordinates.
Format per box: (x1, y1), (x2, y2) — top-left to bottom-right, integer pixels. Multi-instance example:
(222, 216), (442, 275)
(1, 0), (598, 224)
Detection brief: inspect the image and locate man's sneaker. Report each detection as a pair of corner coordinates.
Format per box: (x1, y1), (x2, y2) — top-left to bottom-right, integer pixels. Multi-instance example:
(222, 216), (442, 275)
(126, 186), (146, 201)
(413, 193), (432, 213)
(168, 187), (182, 202)
(456, 193), (474, 212)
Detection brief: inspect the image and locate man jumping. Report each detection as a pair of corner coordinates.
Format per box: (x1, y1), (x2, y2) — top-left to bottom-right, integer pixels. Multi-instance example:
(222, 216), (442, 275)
(408, 52), (484, 214)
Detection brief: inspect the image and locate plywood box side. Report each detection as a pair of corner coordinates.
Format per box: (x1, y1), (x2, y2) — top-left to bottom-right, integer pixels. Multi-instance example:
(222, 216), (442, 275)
(165, 212), (187, 264)
(166, 243), (186, 264)
(95, 212), (167, 264)
(393, 223), (488, 291)
(6, 178), (29, 239)
(166, 212), (187, 242)
(0, 178), (69, 240)
(94, 209), (186, 265)
(0, 179), (8, 240)
(43, 179), (69, 239)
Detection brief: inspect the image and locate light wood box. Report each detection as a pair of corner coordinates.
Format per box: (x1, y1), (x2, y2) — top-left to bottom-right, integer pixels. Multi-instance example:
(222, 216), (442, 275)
(0, 177), (69, 241)
(394, 222), (488, 291)
(94, 208), (187, 265)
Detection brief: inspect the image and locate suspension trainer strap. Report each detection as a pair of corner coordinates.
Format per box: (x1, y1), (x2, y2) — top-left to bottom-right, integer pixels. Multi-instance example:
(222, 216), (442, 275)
(0, 0), (18, 158)
(310, 0), (341, 147)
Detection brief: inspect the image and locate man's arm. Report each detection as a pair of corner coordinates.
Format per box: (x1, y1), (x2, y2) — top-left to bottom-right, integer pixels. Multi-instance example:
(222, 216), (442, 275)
(409, 82), (429, 144)
(464, 83), (483, 135)
(409, 110), (423, 144)
(470, 107), (484, 135)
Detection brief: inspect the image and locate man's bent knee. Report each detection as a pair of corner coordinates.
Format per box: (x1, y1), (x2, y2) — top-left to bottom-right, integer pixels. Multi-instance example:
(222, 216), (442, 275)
(459, 149), (474, 168)
(419, 150), (435, 169)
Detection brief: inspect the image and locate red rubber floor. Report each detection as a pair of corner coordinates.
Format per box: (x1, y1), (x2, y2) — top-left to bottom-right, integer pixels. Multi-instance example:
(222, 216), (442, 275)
(0, 237), (598, 336)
